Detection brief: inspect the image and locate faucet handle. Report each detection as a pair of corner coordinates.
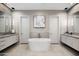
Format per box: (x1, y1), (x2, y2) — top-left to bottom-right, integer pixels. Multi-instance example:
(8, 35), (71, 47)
(38, 33), (40, 38)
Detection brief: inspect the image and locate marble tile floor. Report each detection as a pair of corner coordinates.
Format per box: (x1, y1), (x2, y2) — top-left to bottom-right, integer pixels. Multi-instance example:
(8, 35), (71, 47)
(0, 43), (79, 56)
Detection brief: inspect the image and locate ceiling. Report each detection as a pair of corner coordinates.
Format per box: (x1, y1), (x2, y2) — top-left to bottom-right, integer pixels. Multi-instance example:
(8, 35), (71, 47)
(6, 3), (73, 10)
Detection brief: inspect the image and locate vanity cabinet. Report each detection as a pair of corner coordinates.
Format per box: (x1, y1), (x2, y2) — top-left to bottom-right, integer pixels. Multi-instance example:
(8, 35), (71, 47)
(0, 35), (18, 51)
(61, 34), (79, 51)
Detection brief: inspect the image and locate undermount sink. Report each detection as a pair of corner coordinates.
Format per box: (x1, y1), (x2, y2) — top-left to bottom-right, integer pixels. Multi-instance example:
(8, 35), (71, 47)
(64, 33), (79, 39)
(0, 33), (15, 38)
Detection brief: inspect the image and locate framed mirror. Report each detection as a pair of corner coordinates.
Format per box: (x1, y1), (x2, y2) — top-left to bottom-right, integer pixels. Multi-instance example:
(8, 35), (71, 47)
(0, 15), (12, 34)
(67, 14), (79, 34)
(0, 15), (5, 33)
(73, 15), (79, 33)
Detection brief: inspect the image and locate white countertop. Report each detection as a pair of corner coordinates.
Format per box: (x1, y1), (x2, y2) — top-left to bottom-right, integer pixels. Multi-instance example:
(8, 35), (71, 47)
(0, 34), (16, 38)
(63, 33), (79, 39)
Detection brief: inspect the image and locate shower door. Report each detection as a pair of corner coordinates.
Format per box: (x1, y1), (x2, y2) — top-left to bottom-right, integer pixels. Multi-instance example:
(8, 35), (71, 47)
(20, 16), (30, 43)
(49, 16), (59, 43)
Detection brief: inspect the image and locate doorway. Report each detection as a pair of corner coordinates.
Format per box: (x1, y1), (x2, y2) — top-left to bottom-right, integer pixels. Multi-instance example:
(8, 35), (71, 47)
(20, 16), (30, 43)
(49, 16), (59, 43)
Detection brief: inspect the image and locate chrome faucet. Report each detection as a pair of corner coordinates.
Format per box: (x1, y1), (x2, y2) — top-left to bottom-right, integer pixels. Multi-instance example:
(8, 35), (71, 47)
(38, 33), (40, 38)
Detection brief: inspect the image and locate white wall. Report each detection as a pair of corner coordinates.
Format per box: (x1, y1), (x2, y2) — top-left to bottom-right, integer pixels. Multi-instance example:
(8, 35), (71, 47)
(12, 10), (67, 42)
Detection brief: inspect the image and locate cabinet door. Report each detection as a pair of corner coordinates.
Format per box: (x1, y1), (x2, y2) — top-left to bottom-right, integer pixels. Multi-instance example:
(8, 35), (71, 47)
(66, 36), (74, 48)
(61, 35), (73, 47)
(7, 36), (17, 45)
(0, 36), (18, 51)
(61, 35), (79, 51)
(73, 39), (79, 51)
(11, 36), (18, 43)
(61, 35), (67, 44)
(0, 38), (6, 47)
(0, 38), (8, 51)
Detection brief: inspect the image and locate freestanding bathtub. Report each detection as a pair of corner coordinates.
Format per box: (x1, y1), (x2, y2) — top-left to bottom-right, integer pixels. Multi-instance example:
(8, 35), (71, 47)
(28, 38), (51, 51)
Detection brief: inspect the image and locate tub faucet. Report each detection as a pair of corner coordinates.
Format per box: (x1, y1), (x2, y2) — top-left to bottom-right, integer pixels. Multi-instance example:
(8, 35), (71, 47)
(38, 33), (40, 38)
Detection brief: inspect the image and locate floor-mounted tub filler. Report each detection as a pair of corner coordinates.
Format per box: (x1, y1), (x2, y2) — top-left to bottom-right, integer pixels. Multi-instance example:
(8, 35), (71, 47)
(28, 38), (51, 51)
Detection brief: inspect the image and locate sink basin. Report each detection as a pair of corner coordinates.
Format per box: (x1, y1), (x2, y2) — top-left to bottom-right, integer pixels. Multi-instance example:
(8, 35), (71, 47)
(64, 33), (79, 39)
(0, 34), (15, 38)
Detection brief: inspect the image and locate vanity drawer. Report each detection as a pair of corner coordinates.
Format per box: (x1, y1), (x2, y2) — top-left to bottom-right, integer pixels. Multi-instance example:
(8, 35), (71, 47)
(4, 36), (17, 47)
(0, 41), (6, 51)
(0, 38), (6, 46)
(61, 35), (74, 48)
(61, 35), (79, 51)
(0, 38), (6, 42)
(66, 36), (74, 48)
(0, 35), (18, 51)
(0, 37), (9, 44)
(0, 40), (6, 43)
(61, 35), (67, 44)
(73, 39), (79, 51)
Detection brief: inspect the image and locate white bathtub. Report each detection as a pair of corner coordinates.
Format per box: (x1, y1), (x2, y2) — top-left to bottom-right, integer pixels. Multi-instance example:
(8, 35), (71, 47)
(28, 38), (51, 51)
